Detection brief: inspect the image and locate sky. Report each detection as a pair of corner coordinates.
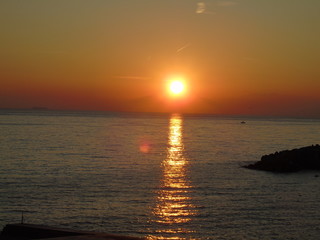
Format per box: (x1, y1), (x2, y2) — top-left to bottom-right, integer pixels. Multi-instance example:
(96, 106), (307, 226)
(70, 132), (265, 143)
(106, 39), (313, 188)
(1, 0), (320, 117)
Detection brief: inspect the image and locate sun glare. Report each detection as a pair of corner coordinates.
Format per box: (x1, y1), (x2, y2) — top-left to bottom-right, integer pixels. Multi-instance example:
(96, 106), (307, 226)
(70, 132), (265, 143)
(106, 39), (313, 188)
(169, 79), (185, 95)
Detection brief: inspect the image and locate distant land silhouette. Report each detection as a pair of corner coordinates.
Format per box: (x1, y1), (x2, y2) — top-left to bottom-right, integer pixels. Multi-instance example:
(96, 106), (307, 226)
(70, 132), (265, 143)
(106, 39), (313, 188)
(32, 107), (49, 110)
(244, 145), (320, 172)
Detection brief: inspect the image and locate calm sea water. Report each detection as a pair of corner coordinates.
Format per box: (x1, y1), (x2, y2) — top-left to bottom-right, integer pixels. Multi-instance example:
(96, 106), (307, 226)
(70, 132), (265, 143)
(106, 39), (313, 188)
(0, 110), (320, 239)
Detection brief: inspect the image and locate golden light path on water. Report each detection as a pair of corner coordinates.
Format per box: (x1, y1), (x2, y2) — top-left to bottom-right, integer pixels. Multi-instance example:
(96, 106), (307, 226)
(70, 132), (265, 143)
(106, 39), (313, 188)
(150, 114), (198, 240)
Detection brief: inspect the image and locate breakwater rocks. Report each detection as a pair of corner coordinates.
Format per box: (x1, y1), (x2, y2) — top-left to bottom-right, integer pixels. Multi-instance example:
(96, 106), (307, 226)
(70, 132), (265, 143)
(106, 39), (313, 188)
(0, 223), (145, 240)
(244, 145), (320, 172)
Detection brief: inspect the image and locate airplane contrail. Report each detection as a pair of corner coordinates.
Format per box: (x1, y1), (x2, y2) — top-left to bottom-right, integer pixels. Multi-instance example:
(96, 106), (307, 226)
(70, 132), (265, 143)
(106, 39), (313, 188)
(176, 43), (191, 54)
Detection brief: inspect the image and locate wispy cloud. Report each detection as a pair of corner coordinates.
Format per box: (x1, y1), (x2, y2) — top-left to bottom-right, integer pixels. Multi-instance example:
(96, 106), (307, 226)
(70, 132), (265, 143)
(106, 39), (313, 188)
(176, 43), (191, 54)
(216, 0), (239, 7)
(113, 76), (151, 80)
(196, 2), (206, 14)
(196, 0), (238, 15)
(196, 2), (215, 15)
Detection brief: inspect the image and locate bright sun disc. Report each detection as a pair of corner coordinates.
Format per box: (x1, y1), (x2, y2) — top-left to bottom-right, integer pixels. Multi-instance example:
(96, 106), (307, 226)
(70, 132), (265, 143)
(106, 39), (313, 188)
(170, 81), (184, 95)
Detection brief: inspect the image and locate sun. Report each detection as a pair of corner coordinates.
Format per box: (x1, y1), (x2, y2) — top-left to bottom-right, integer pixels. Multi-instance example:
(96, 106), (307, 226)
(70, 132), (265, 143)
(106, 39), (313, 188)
(165, 75), (188, 99)
(170, 81), (184, 94)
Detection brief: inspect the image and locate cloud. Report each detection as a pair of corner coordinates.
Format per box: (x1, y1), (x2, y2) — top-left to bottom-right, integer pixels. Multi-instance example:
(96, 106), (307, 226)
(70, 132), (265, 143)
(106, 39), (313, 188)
(196, 2), (215, 15)
(196, 2), (206, 14)
(176, 43), (191, 54)
(113, 76), (150, 80)
(216, 0), (239, 7)
(195, 0), (238, 15)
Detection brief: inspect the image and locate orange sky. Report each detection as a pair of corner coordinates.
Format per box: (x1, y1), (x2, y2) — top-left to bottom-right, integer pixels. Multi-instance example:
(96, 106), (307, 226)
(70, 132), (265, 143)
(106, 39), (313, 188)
(1, 1), (320, 117)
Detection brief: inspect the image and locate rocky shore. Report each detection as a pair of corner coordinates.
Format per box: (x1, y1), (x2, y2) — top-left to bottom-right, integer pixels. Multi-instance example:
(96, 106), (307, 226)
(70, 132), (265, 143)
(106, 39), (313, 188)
(244, 145), (320, 172)
(0, 223), (145, 240)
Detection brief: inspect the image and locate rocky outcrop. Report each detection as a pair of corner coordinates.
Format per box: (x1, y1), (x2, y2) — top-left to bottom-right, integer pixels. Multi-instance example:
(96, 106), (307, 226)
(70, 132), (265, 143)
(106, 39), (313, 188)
(244, 145), (320, 172)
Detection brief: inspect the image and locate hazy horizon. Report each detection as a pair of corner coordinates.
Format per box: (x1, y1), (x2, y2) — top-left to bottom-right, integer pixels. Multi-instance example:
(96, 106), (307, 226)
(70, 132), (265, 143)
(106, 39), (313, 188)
(1, 107), (320, 120)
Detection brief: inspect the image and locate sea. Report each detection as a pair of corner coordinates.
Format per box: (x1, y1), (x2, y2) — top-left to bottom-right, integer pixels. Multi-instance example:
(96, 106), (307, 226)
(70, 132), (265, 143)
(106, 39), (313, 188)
(0, 109), (320, 240)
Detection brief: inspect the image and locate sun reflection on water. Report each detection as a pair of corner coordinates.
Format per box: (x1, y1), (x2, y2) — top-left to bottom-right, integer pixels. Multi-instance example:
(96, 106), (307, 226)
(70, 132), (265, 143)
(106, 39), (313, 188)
(151, 114), (197, 239)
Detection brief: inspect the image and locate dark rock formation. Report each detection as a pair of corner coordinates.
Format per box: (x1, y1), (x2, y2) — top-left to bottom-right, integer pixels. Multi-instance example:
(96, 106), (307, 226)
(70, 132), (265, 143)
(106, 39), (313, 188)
(244, 145), (320, 172)
(0, 224), (144, 240)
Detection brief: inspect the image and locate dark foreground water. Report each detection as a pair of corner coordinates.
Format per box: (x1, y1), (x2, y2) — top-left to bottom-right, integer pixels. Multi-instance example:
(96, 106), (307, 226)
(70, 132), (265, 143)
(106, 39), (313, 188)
(0, 110), (320, 239)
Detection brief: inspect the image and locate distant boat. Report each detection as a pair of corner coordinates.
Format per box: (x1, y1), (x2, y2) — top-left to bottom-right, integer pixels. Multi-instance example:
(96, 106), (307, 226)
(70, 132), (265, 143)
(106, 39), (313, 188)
(240, 121), (246, 124)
